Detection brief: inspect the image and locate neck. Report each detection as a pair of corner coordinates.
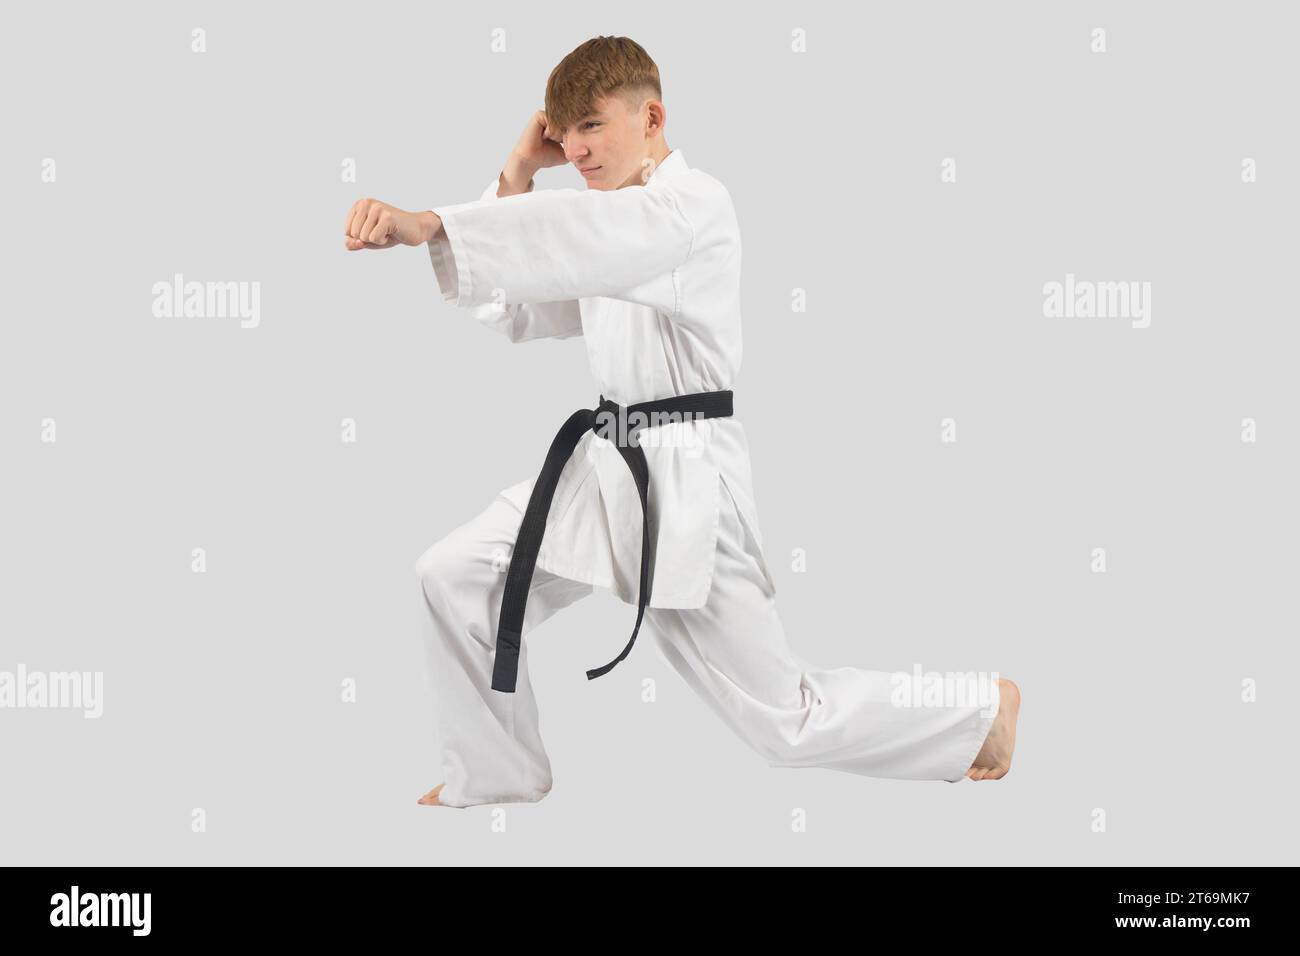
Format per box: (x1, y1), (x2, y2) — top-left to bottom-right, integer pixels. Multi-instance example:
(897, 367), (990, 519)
(617, 142), (672, 188)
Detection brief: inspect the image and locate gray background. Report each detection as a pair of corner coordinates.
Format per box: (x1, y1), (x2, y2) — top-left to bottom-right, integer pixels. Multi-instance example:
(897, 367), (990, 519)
(2, 0), (1296, 865)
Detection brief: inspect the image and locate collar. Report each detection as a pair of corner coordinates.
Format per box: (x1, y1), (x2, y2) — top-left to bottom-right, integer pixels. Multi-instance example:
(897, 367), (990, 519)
(649, 148), (686, 180)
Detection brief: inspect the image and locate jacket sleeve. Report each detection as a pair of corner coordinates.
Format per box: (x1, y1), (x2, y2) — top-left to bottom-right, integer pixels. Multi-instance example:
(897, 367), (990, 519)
(446, 175), (584, 343)
(426, 177), (695, 316)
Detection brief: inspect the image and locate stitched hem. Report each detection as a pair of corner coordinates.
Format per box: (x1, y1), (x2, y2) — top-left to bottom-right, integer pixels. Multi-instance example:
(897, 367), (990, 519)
(436, 786), (553, 809)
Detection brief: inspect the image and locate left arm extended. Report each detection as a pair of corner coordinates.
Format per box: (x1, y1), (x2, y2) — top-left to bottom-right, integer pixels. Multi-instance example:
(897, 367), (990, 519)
(424, 184), (695, 308)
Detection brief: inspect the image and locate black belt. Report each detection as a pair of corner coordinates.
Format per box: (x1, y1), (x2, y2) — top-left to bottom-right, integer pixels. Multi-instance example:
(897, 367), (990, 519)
(491, 389), (735, 693)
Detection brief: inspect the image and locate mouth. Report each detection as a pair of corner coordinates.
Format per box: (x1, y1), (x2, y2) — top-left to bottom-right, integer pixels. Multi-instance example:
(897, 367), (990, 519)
(579, 165), (602, 176)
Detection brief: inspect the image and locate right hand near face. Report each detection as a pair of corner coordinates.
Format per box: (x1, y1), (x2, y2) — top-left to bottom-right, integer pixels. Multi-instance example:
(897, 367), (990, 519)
(511, 109), (569, 174)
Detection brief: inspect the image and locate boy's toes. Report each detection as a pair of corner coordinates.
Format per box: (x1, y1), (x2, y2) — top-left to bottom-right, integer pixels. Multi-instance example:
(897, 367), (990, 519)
(417, 783), (446, 805)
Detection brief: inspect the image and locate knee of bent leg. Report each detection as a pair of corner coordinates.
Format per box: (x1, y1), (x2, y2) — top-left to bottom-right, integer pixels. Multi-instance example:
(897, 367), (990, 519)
(413, 535), (470, 611)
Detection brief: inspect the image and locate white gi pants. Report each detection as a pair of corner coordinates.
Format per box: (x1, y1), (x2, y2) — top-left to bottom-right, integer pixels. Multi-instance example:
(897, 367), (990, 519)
(414, 483), (1000, 808)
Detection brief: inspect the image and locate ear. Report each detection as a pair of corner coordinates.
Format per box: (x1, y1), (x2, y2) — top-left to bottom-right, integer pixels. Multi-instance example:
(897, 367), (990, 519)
(644, 100), (667, 136)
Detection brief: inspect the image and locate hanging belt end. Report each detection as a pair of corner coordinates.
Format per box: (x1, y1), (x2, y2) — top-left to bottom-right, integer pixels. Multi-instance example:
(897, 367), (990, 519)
(585, 660), (617, 681)
(491, 629), (523, 693)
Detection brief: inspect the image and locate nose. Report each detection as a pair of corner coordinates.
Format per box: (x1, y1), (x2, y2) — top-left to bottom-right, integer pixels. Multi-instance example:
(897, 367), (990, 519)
(563, 136), (588, 165)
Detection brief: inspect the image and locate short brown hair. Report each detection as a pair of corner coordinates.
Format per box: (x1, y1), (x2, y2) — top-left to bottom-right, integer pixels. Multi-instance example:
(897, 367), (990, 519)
(544, 36), (662, 135)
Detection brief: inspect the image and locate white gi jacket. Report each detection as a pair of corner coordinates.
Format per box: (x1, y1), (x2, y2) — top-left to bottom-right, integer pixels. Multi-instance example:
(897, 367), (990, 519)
(427, 148), (775, 609)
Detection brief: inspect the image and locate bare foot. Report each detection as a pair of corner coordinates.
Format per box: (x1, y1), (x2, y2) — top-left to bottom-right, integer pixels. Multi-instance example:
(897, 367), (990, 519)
(417, 782), (446, 806)
(967, 679), (1019, 780)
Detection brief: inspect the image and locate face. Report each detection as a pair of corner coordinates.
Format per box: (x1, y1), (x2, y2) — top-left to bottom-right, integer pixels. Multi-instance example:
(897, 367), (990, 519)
(555, 93), (664, 191)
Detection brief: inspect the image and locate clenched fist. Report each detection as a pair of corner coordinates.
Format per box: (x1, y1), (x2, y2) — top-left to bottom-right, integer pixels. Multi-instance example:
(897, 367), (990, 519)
(344, 199), (440, 251)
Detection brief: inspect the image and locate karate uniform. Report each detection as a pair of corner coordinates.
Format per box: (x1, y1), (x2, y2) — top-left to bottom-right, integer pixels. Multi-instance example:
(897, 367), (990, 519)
(414, 149), (999, 807)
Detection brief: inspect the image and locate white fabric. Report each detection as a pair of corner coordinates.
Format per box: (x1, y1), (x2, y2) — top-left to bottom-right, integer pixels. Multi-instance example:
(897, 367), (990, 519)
(417, 149), (999, 805)
(415, 481), (1000, 807)
(427, 149), (766, 609)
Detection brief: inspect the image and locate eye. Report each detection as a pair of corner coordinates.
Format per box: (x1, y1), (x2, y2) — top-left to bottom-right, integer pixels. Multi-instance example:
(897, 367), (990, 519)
(583, 121), (599, 130)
